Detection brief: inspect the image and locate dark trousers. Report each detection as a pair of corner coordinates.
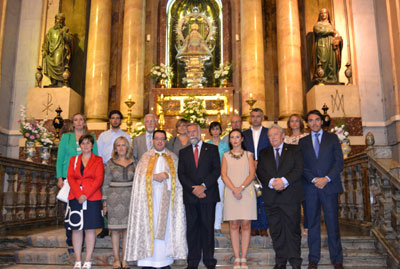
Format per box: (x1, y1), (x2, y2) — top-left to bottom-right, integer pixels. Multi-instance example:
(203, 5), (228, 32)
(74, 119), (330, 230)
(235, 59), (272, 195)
(306, 189), (343, 265)
(185, 202), (217, 268)
(251, 196), (269, 229)
(265, 203), (302, 266)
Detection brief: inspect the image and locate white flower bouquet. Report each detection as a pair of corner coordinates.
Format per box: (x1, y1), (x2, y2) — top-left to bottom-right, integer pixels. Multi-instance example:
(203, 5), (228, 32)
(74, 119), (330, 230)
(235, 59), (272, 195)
(331, 124), (349, 143)
(182, 96), (207, 128)
(214, 62), (232, 80)
(150, 63), (173, 82)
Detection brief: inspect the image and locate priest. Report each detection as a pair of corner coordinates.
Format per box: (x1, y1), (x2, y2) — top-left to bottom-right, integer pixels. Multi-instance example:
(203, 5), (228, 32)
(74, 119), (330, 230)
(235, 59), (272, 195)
(125, 130), (187, 268)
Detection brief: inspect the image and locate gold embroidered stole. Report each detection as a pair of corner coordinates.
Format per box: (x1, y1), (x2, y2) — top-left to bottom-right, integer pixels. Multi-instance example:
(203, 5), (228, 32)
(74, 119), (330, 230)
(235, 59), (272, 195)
(145, 152), (177, 254)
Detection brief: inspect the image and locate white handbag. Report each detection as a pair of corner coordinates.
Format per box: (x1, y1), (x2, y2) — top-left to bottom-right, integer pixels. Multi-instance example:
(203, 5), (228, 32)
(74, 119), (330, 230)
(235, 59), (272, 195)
(57, 156), (78, 203)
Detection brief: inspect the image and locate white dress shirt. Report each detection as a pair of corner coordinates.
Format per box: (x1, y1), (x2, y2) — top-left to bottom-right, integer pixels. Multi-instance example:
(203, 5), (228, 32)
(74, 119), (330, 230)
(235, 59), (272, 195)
(251, 127), (262, 160)
(97, 128), (131, 164)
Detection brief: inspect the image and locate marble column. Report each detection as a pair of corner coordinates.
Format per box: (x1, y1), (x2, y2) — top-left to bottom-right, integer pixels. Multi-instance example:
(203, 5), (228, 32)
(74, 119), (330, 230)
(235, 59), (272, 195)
(84, 0), (112, 122)
(120, 0), (145, 119)
(240, 0), (266, 115)
(276, 0), (303, 119)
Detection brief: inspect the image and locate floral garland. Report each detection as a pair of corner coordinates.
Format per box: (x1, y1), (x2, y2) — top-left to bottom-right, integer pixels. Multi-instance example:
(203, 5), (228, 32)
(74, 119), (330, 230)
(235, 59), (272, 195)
(182, 96), (207, 128)
(214, 62), (232, 80)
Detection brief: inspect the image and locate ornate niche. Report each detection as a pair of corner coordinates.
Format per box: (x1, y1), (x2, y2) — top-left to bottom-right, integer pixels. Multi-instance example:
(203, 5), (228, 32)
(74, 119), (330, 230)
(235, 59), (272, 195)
(166, 0), (223, 88)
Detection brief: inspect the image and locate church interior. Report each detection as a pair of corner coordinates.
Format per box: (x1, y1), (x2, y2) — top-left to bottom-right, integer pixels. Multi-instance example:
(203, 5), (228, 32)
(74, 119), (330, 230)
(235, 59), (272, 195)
(0, 0), (400, 268)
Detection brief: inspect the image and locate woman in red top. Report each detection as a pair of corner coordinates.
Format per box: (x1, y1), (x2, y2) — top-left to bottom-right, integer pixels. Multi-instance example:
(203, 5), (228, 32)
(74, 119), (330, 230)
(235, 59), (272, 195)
(65, 134), (104, 269)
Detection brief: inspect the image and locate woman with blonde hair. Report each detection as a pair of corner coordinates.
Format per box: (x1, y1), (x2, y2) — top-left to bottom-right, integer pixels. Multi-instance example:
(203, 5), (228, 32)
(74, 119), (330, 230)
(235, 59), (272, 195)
(56, 113), (98, 254)
(102, 136), (136, 269)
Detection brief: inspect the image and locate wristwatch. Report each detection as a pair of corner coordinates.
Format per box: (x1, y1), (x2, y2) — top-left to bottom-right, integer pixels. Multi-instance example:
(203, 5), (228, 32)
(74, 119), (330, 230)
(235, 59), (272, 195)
(241, 185), (245, 190)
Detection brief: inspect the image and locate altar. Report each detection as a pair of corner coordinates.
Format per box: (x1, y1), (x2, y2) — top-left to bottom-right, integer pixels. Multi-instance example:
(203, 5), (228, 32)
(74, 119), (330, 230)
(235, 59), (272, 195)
(150, 87), (234, 133)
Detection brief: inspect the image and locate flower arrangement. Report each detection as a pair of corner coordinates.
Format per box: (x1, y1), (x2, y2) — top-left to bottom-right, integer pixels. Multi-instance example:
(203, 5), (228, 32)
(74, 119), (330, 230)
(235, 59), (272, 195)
(214, 62), (232, 80)
(18, 105), (54, 146)
(150, 63), (173, 82)
(182, 96), (207, 128)
(18, 106), (42, 142)
(331, 123), (349, 143)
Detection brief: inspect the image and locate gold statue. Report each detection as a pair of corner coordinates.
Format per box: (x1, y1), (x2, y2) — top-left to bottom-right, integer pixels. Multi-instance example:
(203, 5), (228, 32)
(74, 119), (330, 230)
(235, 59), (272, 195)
(175, 7), (215, 88)
(42, 13), (73, 87)
(176, 23), (211, 58)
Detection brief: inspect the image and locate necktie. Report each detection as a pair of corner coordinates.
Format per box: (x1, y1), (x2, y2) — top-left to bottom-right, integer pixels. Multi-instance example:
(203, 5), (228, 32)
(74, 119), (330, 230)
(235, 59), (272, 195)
(147, 134), (152, 150)
(314, 133), (320, 158)
(194, 144), (199, 168)
(275, 148), (280, 169)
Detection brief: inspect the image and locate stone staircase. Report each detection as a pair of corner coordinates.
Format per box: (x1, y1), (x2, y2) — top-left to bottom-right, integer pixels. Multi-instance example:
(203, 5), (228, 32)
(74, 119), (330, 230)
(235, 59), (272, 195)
(0, 227), (389, 268)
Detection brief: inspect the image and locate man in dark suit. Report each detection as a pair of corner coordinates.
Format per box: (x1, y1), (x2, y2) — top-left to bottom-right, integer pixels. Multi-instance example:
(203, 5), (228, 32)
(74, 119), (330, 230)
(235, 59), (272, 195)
(178, 123), (221, 269)
(298, 110), (344, 269)
(243, 108), (270, 236)
(257, 125), (304, 269)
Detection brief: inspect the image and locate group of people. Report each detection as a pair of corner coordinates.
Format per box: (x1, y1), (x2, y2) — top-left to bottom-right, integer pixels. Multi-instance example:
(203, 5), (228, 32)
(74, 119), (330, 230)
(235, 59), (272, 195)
(56, 107), (344, 269)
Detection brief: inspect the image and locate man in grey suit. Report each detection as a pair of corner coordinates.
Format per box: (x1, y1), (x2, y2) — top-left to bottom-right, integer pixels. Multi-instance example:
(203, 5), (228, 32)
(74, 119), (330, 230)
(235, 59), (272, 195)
(133, 114), (157, 161)
(222, 115), (242, 144)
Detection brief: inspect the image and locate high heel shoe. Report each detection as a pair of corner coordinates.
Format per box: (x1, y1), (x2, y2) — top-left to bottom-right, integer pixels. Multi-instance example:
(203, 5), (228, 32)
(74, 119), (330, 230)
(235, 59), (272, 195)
(73, 261), (82, 269)
(241, 258), (248, 269)
(82, 261), (92, 269)
(112, 260), (122, 269)
(121, 260), (131, 269)
(233, 257), (241, 269)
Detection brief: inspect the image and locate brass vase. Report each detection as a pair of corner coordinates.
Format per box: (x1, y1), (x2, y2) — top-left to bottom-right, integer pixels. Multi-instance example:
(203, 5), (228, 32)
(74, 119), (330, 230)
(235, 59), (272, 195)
(220, 78), (228, 88)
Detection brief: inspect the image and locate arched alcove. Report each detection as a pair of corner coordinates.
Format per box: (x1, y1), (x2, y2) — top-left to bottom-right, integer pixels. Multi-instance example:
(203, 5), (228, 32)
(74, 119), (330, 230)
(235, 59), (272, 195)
(166, 0), (223, 87)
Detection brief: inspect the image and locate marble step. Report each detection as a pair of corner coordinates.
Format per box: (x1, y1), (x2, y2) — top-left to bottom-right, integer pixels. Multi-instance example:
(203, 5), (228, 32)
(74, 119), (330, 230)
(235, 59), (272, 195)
(14, 247), (387, 267)
(0, 264), (387, 269)
(27, 229), (376, 250)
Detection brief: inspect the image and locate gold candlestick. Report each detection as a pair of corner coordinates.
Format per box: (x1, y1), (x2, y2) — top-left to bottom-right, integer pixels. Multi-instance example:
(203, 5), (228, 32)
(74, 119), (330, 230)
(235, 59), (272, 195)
(124, 95), (136, 136)
(244, 93), (257, 121)
(157, 94), (166, 130)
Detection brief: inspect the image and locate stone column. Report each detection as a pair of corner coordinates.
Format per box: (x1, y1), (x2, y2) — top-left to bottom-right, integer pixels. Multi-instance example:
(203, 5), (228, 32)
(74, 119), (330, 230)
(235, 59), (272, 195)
(276, 0), (303, 119)
(120, 0), (145, 119)
(240, 0), (266, 115)
(84, 0), (112, 122)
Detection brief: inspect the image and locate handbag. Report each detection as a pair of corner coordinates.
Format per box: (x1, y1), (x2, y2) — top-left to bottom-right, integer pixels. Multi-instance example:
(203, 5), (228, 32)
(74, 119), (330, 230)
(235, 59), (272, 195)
(57, 155), (78, 203)
(253, 175), (263, 198)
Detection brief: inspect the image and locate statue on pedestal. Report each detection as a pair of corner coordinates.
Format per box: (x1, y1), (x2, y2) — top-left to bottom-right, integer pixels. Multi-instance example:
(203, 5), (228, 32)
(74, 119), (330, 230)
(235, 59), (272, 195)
(176, 7), (215, 88)
(313, 8), (343, 84)
(42, 13), (73, 87)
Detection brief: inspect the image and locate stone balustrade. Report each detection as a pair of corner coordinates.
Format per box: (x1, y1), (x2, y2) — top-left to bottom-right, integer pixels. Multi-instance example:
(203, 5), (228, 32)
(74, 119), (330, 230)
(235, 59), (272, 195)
(0, 156), (60, 232)
(340, 149), (400, 267)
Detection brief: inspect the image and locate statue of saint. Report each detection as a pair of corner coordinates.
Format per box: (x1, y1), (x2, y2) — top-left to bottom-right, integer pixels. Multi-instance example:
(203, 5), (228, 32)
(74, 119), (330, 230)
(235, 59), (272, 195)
(313, 8), (343, 84)
(176, 23), (211, 59)
(42, 13), (73, 87)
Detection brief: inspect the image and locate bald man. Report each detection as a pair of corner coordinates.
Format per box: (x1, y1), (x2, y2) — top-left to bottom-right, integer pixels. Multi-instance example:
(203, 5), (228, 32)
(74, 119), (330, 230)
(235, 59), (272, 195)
(223, 115), (242, 144)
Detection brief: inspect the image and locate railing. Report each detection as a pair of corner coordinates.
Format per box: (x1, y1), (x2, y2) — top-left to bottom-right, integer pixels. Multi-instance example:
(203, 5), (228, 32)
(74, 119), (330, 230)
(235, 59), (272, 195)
(340, 147), (400, 267)
(0, 156), (60, 232)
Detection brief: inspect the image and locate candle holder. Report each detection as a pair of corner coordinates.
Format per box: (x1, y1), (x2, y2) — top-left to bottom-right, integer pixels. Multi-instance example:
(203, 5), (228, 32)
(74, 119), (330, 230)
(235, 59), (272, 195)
(243, 95), (257, 121)
(157, 95), (167, 130)
(124, 97), (136, 136)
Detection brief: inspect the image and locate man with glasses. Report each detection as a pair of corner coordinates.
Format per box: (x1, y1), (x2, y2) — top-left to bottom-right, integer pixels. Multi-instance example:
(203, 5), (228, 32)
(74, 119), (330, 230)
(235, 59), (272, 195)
(222, 115), (242, 144)
(299, 110), (344, 269)
(133, 114), (158, 162)
(125, 130), (187, 268)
